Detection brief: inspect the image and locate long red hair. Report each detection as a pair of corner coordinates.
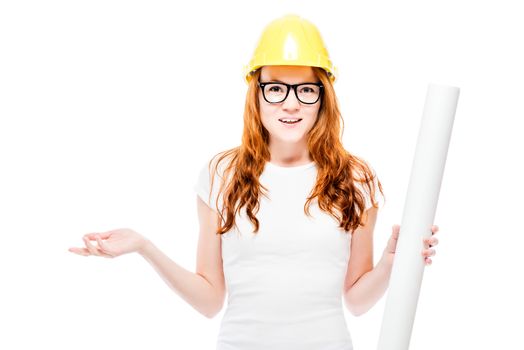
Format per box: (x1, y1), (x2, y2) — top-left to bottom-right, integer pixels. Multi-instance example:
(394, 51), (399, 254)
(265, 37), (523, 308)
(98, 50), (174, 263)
(206, 67), (384, 235)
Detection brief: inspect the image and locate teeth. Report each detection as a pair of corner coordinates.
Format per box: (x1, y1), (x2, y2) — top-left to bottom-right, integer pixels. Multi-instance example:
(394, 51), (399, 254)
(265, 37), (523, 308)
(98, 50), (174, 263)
(280, 119), (301, 122)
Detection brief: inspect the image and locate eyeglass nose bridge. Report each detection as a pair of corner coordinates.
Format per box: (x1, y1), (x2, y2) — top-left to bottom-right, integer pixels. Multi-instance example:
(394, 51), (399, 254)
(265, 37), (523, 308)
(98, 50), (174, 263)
(278, 84), (300, 105)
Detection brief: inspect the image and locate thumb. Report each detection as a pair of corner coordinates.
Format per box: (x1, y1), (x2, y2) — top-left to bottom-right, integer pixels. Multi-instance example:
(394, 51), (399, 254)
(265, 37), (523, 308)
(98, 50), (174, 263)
(385, 224), (401, 253)
(392, 224), (400, 235)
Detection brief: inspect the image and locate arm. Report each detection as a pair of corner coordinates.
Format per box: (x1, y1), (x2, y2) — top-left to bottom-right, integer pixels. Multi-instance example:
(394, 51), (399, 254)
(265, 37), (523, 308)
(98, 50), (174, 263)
(342, 206), (393, 316)
(138, 196), (226, 319)
(70, 196), (225, 318)
(343, 223), (439, 316)
(138, 241), (222, 319)
(343, 254), (393, 316)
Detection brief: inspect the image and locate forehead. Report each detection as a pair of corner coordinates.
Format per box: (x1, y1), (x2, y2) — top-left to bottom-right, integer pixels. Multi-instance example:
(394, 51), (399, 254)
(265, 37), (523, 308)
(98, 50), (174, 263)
(260, 65), (317, 83)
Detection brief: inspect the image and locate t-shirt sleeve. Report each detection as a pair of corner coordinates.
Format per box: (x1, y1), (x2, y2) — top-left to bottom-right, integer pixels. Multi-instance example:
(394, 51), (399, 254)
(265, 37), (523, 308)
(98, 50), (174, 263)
(193, 160), (222, 213)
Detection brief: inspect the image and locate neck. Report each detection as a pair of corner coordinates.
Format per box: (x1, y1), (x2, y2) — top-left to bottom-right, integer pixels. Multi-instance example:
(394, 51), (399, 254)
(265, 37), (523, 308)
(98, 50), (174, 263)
(268, 139), (311, 166)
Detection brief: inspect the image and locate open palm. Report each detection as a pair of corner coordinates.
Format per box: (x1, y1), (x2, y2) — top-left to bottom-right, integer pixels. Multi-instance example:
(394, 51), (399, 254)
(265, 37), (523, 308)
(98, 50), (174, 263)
(69, 228), (147, 258)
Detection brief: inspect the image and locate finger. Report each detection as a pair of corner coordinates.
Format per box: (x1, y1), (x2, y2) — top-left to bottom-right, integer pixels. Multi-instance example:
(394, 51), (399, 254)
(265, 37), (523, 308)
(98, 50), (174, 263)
(431, 225), (439, 234)
(95, 235), (106, 250)
(95, 235), (114, 258)
(84, 231), (112, 240)
(391, 231), (399, 242)
(83, 236), (101, 256)
(423, 237), (439, 248)
(425, 257), (432, 265)
(422, 249), (436, 257)
(97, 250), (114, 258)
(69, 247), (90, 256)
(86, 239), (113, 258)
(428, 238), (439, 248)
(391, 225), (400, 238)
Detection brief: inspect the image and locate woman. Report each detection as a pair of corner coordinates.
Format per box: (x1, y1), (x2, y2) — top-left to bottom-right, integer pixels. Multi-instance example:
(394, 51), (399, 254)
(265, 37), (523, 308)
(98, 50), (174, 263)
(69, 14), (439, 350)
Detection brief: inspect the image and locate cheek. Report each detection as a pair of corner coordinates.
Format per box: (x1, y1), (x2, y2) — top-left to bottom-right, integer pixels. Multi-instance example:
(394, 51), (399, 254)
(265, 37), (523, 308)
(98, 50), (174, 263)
(306, 106), (320, 122)
(259, 102), (277, 121)
(259, 106), (272, 130)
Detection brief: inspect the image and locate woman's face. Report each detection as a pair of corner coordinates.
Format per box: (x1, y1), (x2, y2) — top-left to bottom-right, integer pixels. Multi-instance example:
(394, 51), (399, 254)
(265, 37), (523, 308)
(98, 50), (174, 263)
(258, 65), (321, 148)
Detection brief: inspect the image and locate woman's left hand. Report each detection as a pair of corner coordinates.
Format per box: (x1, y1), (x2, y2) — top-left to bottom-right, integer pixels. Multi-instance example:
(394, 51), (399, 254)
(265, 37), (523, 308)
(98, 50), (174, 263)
(422, 225), (439, 265)
(382, 224), (439, 266)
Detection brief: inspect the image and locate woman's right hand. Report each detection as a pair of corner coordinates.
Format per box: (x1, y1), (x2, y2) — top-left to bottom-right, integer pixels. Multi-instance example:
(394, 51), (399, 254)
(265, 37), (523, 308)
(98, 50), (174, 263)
(68, 228), (149, 258)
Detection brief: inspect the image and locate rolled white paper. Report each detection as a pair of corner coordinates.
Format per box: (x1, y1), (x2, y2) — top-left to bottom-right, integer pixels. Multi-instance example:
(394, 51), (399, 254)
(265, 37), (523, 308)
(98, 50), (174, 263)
(376, 83), (460, 350)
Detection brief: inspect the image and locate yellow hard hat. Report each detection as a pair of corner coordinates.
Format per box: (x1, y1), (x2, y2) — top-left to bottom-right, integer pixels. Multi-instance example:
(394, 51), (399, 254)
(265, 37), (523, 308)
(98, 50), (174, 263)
(244, 14), (337, 83)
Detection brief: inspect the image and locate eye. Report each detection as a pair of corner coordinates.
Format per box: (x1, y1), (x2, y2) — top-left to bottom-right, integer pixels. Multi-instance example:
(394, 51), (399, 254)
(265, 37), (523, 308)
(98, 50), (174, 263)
(298, 85), (318, 94)
(268, 85), (284, 93)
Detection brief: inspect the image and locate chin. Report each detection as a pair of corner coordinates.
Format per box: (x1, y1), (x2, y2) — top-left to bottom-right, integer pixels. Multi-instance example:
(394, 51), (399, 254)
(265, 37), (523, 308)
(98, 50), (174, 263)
(273, 133), (306, 144)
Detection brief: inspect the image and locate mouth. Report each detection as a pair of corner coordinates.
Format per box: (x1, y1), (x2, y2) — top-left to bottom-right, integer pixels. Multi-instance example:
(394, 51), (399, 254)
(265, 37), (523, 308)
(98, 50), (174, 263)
(278, 118), (303, 125)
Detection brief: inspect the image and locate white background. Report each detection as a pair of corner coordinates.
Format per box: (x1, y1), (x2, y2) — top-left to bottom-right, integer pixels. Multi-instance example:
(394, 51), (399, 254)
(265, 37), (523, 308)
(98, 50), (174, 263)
(1, 0), (522, 349)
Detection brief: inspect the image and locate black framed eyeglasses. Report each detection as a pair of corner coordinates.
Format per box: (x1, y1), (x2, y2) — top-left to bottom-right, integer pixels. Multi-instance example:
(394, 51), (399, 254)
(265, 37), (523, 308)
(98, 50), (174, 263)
(258, 81), (324, 104)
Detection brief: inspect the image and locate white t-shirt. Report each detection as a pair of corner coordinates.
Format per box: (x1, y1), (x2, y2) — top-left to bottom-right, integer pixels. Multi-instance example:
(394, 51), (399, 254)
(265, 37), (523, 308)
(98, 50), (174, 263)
(193, 159), (382, 350)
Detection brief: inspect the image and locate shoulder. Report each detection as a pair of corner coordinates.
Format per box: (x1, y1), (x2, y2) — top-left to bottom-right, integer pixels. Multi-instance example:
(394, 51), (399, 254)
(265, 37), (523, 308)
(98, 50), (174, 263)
(199, 149), (238, 186)
(210, 150), (236, 179)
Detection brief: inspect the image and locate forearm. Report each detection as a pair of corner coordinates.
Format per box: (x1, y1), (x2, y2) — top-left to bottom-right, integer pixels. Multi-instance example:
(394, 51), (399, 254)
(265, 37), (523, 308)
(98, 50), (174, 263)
(138, 240), (220, 318)
(343, 256), (393, 316)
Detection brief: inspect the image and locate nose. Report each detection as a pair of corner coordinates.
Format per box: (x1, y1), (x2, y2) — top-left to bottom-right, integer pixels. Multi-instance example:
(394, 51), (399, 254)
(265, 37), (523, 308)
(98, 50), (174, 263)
(281, 87), (300, 111)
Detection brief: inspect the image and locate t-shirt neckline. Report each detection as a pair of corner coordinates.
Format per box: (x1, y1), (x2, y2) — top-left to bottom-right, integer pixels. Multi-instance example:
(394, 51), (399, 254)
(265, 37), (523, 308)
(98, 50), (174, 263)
(265, 161), (316, 171)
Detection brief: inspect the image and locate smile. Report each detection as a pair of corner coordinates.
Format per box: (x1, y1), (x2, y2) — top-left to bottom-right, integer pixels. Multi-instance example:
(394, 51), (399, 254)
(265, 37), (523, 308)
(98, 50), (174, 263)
(278, 118), (302, 124)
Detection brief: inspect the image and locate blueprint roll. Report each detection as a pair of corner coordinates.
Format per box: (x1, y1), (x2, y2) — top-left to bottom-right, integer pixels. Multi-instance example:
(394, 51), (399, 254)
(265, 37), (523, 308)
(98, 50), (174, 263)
(376, 83), (460, 350)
